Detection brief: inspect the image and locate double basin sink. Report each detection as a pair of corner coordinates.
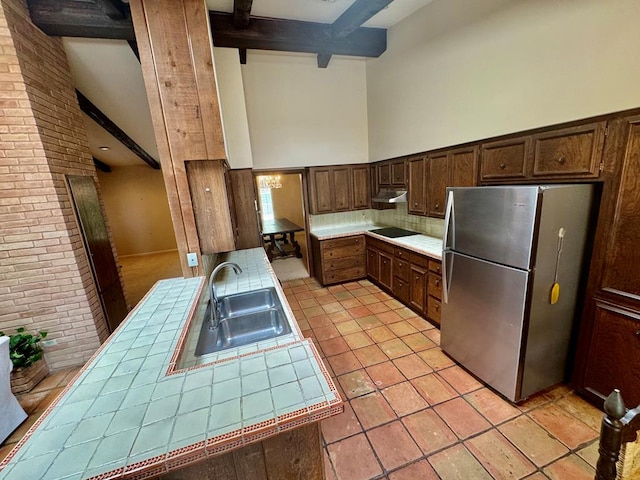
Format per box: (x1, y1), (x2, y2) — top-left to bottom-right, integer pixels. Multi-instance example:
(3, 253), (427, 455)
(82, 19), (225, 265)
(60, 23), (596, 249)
(195, 287), (292, 356)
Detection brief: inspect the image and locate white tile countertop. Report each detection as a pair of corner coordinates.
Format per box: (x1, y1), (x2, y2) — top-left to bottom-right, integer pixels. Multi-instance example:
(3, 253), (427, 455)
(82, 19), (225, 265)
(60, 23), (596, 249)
(311, 224), (444, 260)
(0, 248), (342, 480)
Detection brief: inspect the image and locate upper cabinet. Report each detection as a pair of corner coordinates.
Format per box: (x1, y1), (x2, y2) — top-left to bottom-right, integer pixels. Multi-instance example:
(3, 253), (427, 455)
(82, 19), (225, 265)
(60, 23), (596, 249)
(308, 164), (370, 214)
(426, 146), (479, 219)
(407, 155), (427, 216)
(351, 165), (371, 210)
(377, 158), (407, 188)
(480, 121), (606, 183)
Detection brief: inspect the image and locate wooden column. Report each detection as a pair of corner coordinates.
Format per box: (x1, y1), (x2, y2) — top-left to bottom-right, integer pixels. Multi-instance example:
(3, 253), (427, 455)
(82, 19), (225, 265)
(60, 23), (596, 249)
(129, 0), (231, 276)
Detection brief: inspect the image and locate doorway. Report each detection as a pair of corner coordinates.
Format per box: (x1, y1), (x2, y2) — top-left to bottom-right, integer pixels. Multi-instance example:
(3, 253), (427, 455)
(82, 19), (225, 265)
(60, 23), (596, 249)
(255, 172), (310, 281)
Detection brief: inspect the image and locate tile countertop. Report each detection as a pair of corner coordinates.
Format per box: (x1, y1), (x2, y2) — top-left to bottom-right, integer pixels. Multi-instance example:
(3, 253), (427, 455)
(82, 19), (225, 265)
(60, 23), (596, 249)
(0, 248), (342, 480)
(311, 223), (444, 261)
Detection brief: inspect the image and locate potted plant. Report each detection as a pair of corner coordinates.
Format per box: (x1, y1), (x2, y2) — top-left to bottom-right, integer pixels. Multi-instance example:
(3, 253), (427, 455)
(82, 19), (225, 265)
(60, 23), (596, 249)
(0, 327), (49, 394)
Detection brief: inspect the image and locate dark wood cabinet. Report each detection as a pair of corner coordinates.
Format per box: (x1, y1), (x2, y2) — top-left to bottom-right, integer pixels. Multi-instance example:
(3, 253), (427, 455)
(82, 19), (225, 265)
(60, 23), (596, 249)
(407, 155), (427, 215)
(480, 137), (530, 182)
(379, 251), (393, 291)
(451, 147), (479, 188)
(351, 165), (370, 210)
(391, 159), (406, 186)
(583, 302), (640, 406)
(480, 122), (606, 184)
(367, 247), (379, 282)
(311, 235), (366, 286)
(308, 164), (370, 214)
(427, 153), (449, 218)
(332, 166), (352, 212)
(376, 158), (406, 188)
(308, 167), (334, 214)
(409, 264), (427, 315)
(531, 122), (606, 179)
(572, 115), (640, 407)
(427, 259), (442, 327)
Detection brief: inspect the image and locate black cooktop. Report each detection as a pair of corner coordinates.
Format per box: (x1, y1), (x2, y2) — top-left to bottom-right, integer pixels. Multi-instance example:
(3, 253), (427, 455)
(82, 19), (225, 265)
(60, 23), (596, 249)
(370, 227), (420, 238)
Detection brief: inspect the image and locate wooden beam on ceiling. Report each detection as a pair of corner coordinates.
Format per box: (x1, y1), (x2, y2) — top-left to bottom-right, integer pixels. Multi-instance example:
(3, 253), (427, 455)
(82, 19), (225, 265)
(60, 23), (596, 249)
(76, 90), (161, 169)
(209, 12), (386, 59)
(318, 0), (393, 68)
(233, 0), (253, 29)
(93, 157), (111, 172)
(26, 0), (134, 40)
(95, 0), (126, 20)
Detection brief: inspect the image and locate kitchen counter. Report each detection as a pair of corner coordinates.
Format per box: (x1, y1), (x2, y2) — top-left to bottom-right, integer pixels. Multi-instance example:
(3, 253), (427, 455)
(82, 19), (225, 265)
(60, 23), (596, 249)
(311, 223), (443, 260)
(0, 249), (342, 480)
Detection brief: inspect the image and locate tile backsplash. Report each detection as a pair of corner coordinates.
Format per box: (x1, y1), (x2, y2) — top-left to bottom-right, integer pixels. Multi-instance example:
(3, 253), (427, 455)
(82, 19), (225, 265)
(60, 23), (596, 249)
(309, 205), (445, 239)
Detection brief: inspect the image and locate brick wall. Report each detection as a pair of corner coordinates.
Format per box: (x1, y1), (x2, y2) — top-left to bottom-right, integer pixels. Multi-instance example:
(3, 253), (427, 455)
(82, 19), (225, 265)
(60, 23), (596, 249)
(0, 0), (111, 369)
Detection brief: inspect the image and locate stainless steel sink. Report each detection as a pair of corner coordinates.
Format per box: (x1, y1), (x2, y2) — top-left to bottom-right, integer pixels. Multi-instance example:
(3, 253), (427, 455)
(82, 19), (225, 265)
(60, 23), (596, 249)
(195, 288), (292, 356)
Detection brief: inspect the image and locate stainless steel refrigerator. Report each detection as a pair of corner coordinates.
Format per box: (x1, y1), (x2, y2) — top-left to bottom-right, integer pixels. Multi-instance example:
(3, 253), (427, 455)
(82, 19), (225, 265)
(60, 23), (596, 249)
(440, 184), (595, 402)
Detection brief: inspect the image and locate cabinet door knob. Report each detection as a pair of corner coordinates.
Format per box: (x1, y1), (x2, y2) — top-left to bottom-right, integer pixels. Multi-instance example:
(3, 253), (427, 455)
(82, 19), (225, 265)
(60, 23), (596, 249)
(435, 304), (440, 311)
(435, 203), (440, 210)
(635, 330), (640, 336)
(557, 156), (566, 164)
(435, 280), (440, 286)
(414, 202), (418, 207)
(499, 162), (506, 169)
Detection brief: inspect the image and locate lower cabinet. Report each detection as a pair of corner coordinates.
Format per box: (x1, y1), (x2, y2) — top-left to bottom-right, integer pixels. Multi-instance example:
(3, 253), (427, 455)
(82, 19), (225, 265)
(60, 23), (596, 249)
(311, 235), (366, 286)
(582, 302), (640, 406)
(367, 237), (442, 326)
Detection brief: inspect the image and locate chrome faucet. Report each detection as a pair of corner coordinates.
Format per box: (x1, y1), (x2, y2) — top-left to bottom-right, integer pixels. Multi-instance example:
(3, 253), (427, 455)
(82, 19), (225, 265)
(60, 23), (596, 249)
(208, 262), (243, 329)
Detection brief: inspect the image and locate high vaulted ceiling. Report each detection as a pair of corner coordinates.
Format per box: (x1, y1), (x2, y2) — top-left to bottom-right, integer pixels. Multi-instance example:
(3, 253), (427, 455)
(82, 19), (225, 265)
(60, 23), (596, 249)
(27, 0), (437, 169)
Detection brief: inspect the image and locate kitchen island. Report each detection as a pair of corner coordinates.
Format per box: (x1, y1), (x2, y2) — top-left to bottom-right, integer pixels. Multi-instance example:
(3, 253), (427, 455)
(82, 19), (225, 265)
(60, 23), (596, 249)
(0, 249), (342, 480)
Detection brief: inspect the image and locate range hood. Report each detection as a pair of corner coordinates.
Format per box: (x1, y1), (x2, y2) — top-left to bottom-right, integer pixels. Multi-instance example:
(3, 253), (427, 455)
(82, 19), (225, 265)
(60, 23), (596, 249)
(371, 188), (407, 203)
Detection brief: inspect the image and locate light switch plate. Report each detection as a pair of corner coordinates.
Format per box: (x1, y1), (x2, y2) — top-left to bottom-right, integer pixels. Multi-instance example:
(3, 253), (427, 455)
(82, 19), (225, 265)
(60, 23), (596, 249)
(186, 253), (198, 267)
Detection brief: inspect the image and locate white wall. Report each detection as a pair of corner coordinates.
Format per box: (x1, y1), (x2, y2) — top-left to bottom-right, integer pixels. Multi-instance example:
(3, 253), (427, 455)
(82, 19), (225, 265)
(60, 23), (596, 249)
(97, 166), (177, 256)
(241, 51), (369, 169)
(212, 47), (254, 169)
(366, 0), (640, 161)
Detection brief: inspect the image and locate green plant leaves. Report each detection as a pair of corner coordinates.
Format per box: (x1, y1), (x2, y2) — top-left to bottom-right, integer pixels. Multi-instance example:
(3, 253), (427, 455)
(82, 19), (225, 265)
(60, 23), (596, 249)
(0, 327), (47, 369)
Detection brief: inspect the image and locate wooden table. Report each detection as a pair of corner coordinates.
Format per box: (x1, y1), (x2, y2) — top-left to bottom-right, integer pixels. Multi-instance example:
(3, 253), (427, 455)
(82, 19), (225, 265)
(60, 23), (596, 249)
(262, 218), (304, 262)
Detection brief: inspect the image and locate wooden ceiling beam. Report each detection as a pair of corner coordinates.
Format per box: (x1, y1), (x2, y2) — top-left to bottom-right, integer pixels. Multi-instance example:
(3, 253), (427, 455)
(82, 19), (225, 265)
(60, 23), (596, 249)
(317, 0), (393, 68)
(26, 0), (134, 39)
(233, 0), (253, 29)
(210, 12), (386, 58)
(94, 0), (126, 20)
(93, 157), (111, 172)
(76, 90), (161, 170)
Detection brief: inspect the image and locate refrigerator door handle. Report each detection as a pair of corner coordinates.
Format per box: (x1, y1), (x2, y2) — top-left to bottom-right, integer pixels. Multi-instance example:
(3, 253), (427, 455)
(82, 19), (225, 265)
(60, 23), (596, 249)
(442, 250), (453, 304)
(443, 190), (455, 251)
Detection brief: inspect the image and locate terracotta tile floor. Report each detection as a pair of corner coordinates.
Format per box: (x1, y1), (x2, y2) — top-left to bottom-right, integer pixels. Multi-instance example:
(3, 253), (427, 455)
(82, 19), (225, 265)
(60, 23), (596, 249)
(283, 277), (603, 480)
(0, 277), (603, 479)
(0, 366), (82, 463)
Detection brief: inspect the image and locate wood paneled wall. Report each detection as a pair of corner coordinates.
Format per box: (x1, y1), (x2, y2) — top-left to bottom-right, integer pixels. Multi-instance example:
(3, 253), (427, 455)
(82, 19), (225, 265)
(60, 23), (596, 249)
(129, 0), (228, 276)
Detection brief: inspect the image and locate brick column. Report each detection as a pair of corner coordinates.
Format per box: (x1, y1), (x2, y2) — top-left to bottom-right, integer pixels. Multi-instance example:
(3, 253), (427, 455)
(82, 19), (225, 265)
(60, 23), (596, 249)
(0, 0), (111, 369)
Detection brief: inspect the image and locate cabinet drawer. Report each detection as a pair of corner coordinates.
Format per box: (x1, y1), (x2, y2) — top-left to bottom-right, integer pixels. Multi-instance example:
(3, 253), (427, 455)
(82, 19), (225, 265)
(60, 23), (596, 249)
(394, 247), (410, 260)
(428, 273), (442, 300)
(532, 122), (605, 178)
(321, 235), (364, 251)
(394, 258), (410, 282)
(429, 259), (442, 275)
(480, 137), (530, 181)
(410, 252), (429, 269)
(322, 243), (365, 259)
(324, 255), (365, 272)
(324, 267), (366, 285)
(428, 296), (441, 325)
(367, 236), (394, 254)
(394, 276), (410, 305)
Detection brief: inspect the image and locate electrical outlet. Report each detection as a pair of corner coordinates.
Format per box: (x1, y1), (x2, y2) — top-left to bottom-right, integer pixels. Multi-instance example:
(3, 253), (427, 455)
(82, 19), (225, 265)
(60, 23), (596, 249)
(186, 252), (198, 267)
(42, 339), (57, 347)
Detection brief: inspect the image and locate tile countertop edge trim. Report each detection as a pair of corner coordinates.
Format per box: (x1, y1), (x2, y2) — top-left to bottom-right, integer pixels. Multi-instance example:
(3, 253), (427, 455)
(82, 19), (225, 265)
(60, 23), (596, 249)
(311, 229), (443, 260)
(0, 251), (344, 480)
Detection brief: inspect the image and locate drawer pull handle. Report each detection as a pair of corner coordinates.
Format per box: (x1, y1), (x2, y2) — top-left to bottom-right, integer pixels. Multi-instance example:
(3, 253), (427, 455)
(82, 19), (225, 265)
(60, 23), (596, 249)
(635, 330), (640, 336)
(414, 202), (418, 207)
(435, 304), (440, 311)
(557, 156), (566, 164)
(435, 203), (440, 210)
(435, 280), (440, 287)
(499, 162), (506, 169)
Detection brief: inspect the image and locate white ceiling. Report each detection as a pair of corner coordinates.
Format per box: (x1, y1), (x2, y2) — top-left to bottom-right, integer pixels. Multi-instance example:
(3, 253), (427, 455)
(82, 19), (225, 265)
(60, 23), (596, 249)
(63, 0), (436, 169)
(205, 0), (434, 28)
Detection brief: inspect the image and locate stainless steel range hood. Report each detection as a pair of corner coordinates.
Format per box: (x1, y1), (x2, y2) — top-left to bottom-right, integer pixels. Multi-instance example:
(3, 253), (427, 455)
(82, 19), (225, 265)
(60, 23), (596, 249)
(371, 189), (407, 203)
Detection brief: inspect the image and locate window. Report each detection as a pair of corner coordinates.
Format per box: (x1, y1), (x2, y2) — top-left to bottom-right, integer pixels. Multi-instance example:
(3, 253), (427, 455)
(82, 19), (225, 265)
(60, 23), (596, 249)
(259, 187), (274, 221)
